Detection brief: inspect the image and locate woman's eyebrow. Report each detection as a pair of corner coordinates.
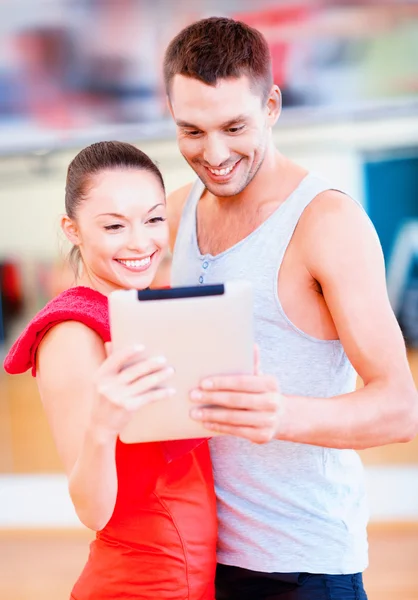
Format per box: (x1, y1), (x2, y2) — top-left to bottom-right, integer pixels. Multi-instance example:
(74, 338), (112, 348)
(147, 203), (165, 213)
(96, 204), (164, 219)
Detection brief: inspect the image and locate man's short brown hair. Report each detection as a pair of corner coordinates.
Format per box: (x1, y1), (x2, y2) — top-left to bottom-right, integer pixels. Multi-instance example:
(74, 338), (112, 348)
(163, 16), (273, 101)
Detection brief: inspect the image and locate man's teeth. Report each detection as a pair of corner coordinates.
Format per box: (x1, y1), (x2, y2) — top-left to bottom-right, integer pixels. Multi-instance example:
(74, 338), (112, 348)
(118, 257), (150, 268)
(209, 164), (235, 176)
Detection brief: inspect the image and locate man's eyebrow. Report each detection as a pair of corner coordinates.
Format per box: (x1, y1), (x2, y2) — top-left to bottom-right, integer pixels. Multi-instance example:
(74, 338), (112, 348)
(176, 115), (249, 129)
(176, 119), (197, 128)
(219, 115), (249, 128)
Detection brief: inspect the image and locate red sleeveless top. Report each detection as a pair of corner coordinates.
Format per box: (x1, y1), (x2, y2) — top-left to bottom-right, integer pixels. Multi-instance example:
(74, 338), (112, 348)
(4, 286), (217, 600)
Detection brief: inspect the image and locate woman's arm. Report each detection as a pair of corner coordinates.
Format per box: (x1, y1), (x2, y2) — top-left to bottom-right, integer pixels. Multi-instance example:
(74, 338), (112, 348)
(36, 321), (174, 530)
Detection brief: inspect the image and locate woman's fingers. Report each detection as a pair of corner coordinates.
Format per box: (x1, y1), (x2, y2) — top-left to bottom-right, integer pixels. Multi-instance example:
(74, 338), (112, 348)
(128, 366), (175, 396)
(117, 354), (168, 384)
(124, 386), (176, 410)
(98, 344), (145, 376)
(95, 344), (176, 416)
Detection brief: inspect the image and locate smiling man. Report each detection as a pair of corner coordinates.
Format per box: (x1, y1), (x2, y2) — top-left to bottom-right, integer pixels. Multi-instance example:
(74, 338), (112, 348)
(163, 16), (418, 600)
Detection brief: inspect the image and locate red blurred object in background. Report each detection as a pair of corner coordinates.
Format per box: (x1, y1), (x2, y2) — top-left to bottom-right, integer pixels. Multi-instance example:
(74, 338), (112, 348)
(234, 4), (313, 91)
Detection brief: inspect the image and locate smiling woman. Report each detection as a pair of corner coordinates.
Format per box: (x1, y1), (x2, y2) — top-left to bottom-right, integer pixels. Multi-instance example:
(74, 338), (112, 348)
(3, 141), (217, 600)
(62, 141), (168, 293)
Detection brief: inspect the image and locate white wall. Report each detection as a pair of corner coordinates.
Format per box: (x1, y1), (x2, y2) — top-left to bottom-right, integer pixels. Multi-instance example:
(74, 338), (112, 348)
(1, 113), (418, 261)
(0, 130), (362, 261)
(1, 466), (418, 527)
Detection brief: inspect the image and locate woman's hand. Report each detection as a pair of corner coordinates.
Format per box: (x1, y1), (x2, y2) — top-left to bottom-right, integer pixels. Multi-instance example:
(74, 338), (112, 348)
(90, 343), (175, 441)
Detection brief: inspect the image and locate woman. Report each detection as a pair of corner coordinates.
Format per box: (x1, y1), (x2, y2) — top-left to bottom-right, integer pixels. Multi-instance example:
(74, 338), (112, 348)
(4, 141), (217, 600)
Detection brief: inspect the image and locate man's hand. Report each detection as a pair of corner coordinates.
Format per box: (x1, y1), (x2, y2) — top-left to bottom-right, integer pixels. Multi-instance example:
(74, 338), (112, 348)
(189, 346), (283, 444)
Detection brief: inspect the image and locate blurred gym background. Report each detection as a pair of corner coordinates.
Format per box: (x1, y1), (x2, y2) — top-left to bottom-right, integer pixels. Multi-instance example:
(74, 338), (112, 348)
(1, 1), (418, 598)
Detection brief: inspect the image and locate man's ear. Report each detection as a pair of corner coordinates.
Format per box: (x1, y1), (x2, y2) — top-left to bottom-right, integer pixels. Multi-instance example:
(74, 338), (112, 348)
(61, 215), (81, 247)
(266, 85), (282, 127)
(166, 95), (175, 120)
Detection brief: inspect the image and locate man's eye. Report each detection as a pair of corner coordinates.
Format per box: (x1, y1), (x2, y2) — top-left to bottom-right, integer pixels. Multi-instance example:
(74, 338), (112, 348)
(228, 125), (245, 134)
(185, 130), (201, 137)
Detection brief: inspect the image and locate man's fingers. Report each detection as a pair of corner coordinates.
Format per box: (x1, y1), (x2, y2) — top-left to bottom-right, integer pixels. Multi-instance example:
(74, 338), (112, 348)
(190, 390), (277, 411)
(202, 422), (275, 444)
(190, 406), (277, 428)
(199, 374), (278, 394)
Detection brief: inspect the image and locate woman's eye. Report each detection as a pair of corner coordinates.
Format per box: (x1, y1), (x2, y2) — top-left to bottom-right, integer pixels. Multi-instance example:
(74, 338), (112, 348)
(104, 224), (123, 231)
(148, 217), (166, 224)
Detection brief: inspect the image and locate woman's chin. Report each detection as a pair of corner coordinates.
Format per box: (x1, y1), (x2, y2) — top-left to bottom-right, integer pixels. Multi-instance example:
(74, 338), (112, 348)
(124, 272), (156, 290)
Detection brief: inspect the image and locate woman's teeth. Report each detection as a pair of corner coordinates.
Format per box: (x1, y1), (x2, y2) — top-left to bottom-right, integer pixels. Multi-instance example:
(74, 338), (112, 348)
(117, 257), (150, 268)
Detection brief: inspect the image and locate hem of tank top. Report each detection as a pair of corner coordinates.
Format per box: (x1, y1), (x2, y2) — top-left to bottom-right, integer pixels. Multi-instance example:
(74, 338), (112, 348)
(214, 556), (369, 576)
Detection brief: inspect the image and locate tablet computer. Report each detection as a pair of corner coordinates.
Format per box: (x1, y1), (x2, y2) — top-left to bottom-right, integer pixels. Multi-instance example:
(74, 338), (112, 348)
(108, 280), (254, 443)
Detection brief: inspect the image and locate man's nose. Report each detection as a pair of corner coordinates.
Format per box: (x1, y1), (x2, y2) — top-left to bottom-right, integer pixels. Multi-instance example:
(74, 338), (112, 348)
(203, 135), (230, 167)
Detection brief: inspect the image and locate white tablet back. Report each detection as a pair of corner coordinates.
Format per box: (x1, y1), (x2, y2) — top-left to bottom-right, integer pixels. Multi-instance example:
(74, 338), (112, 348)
(109, 281), (254, 443)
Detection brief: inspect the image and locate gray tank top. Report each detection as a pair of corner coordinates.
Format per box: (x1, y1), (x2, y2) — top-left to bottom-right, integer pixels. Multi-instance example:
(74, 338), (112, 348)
(171, 173), (369, 575)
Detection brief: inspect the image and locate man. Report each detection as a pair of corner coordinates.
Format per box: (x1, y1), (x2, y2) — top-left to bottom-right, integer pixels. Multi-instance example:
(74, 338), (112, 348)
(163, 16), (418, 600)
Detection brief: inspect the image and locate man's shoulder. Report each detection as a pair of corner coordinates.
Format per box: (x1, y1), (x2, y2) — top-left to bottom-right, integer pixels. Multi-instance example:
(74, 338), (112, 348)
(297, 188), (380, 273)
(167, 181), (194, 251)
(167, 181), (194, 207)
(300, 188), (365, 235)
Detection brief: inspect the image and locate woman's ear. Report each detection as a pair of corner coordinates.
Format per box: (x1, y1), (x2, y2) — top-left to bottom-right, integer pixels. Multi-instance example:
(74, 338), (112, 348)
(61, 215), (81, 247)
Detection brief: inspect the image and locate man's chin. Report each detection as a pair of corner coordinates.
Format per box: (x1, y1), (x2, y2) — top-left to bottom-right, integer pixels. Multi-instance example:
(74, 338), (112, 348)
(202, 178), (245, 197)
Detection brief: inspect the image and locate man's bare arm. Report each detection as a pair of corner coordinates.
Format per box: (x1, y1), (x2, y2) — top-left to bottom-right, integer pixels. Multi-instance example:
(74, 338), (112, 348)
(277, 191), (418, 448)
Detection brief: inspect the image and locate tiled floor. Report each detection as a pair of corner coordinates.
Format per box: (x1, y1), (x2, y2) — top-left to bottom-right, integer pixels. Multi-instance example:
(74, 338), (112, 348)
(0, 525), (417, 600)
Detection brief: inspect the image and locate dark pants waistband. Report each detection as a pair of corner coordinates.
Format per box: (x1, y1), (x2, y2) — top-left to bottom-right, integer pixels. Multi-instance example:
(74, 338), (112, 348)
(215, 563), (368, 600)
